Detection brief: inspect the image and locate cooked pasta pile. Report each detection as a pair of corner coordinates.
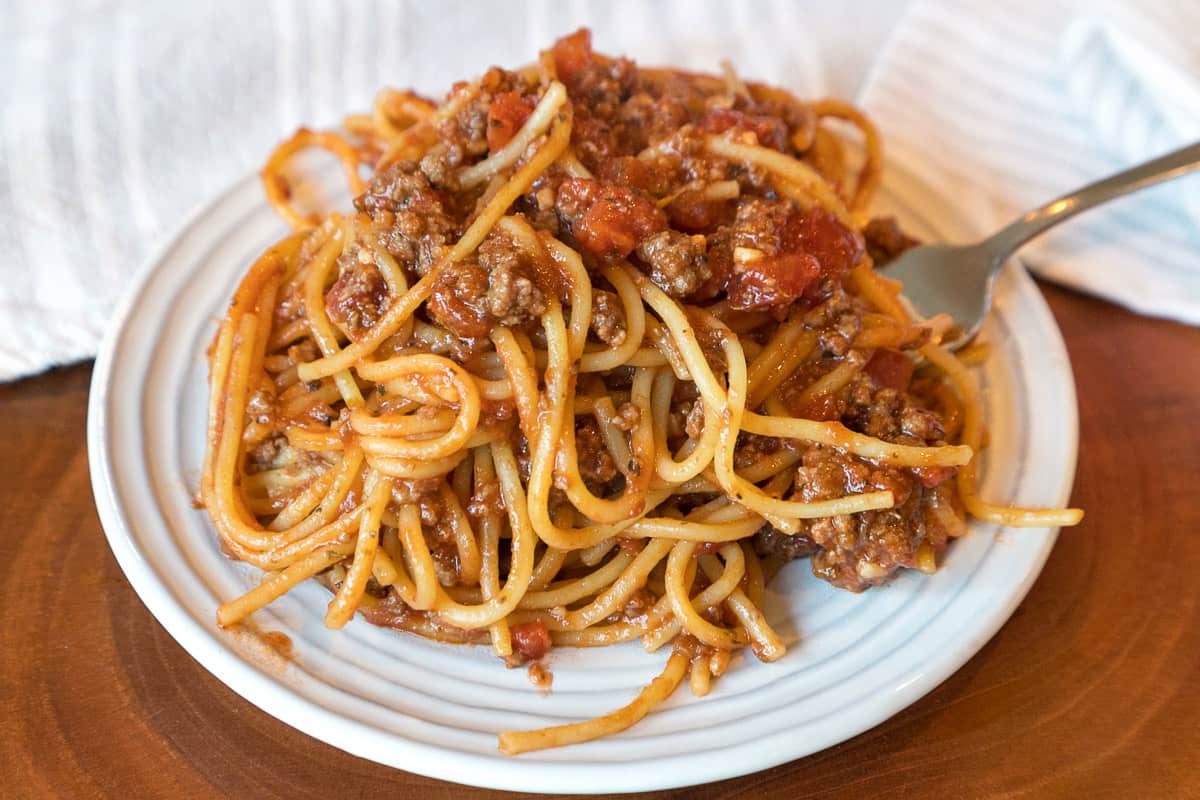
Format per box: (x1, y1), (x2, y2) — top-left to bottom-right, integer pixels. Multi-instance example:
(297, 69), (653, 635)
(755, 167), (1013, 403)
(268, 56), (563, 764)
(202, 29), (1082, 753)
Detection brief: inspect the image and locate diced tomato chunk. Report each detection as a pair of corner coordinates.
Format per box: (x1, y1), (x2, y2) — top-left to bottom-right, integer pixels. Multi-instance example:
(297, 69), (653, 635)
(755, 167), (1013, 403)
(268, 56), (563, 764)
(727, 252), (821, 310)
(912, 465), (958, 488)
(486, 91), (535, 153)
(864, 348), (914, 391)
(700, 107), (789, 151)
(556, 177), (666, 260)
(725, 207), (862, 310)
(781, 206), (863, 281)
(551, 28), (593, 87)
(793, 392), (843, 421)
(510, 621), (552, 661)
(667, 190), (731, 233)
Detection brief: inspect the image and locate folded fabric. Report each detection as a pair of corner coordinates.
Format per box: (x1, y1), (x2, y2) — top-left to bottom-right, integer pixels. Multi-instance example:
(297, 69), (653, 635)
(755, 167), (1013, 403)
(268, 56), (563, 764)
(8, 0), (1193, 388)
(861, 0), (1200, 325)
(1, 0), (858, 382)
(1061, 0), (1200, 227)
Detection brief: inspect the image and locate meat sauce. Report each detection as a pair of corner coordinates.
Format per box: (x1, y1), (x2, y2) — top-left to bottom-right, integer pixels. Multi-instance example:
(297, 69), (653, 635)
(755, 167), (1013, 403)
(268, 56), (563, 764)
(510, 621), (552, 662)
(335, 27), (949, 600)
(348, 27), (885, 318)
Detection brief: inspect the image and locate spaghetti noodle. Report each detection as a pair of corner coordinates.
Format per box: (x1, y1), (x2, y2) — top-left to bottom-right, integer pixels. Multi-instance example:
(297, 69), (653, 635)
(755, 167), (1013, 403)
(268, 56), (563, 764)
(203, 29), (1083, 753)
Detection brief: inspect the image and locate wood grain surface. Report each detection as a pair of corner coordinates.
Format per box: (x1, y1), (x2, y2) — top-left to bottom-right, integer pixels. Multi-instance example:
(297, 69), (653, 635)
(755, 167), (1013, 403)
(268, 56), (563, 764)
(1, 283), (1197, 800)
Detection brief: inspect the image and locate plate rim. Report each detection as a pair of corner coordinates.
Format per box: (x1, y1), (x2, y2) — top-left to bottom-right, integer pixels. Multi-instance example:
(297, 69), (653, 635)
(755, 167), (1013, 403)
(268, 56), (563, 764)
(87, 167), (1078, 794)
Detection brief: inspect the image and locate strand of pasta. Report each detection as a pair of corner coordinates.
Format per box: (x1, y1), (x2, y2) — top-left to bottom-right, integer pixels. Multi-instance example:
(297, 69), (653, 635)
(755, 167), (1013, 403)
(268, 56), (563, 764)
(396, 503), (439, 610)
(514, 300), (658, 549)
(217, 543), (353, 627)
(740, 412), (972, 467)
(741, 541), (766, 607)
(491, 327), (541, 442)
(922, 340), (1084, 527)
(624, 265), (897, 527)
(282, 425), (344, 453)
(557, 367), (656, 524)
(529, 547), (570, 591)
(518, 551), (636, 610)
(301, 223), (365, 408)
(458, 81), (567, 188)
(849, 263), (910, 323)
(437, 483), (483, 587)
(554, 538), (674, 631)
(663, 541), (747, 650)
(809, 98), (882, 215)
(650, 367), (721, 485)
(296, 99), (573, 383)
(262, 129), (365, 230)
(539, 234), (594, 360)
(704, 134), (858, 231)
(746, 319), (816, 410)
(579, 538), (618, 567)
(497, 651), (688, 754)
(591, 395), (635, 479)
(622, 514), (763, 543)
(697, 550), (785, 661)
(550, 622), (647, 647)
(473, 447), (513, 658)
(324, 471), (391, 628)
(579, 265), (646, 372)
(790, 350), (869, 409)
(367, 451), (468, 480)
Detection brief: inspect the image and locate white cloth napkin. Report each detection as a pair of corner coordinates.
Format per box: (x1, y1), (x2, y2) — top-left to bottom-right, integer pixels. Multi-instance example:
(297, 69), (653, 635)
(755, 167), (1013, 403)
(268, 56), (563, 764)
(0, 0), (907, 382)
(5, 1), (1197, 383)
(860, 0), (1200, 325)
(1061, 1), (1200, 226)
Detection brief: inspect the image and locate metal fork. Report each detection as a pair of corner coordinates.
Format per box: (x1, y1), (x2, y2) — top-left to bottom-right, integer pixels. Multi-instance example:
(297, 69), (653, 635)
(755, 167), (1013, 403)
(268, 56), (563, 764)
(884, 141), (1200, 350)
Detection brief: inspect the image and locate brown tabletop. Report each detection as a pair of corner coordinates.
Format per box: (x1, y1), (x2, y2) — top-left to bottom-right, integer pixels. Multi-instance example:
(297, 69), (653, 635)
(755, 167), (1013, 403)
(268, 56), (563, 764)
(1, 283), (1197, 799)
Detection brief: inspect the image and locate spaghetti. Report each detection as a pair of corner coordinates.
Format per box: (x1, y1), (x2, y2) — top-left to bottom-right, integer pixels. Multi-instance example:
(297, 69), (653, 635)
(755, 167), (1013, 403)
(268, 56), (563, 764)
(203, 28), (1083, 753)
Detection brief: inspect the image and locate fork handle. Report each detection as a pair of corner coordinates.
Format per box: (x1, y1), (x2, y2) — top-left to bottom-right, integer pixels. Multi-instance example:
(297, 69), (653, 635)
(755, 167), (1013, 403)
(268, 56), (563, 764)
(982, 140), (1200, 261)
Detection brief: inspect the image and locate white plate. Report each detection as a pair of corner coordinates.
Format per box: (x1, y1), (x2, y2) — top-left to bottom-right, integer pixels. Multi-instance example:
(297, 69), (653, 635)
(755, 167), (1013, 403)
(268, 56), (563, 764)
(88, 158), (1078, 794)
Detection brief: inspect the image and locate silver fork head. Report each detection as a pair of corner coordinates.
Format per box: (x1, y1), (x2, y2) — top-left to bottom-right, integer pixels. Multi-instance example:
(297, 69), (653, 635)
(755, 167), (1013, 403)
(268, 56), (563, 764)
(878, 142), (1200, 351)
(880, 242), (1001, 350)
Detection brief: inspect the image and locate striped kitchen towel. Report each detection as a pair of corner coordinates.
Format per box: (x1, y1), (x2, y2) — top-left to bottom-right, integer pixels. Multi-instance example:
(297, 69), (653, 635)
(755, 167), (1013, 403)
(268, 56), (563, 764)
(0, 0), (842, 381)
(861, 0), (1200, 324)
(1061, 0), (1200, 227)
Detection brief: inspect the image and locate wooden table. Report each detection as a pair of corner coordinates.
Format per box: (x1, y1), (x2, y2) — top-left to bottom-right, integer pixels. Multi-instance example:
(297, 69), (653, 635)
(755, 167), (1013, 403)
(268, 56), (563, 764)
(2, 283), (1197, 799)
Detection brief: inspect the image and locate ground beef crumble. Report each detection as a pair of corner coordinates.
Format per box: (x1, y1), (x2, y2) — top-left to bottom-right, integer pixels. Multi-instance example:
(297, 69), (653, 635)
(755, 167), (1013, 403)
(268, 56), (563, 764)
(325, 248), (388, 340)
(571, 418), (618, 494)
(590, 289), (627, 345)
(426, 230), (549, 338)
(355, 161), (457, 279)
(635, 229), (710, 298)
